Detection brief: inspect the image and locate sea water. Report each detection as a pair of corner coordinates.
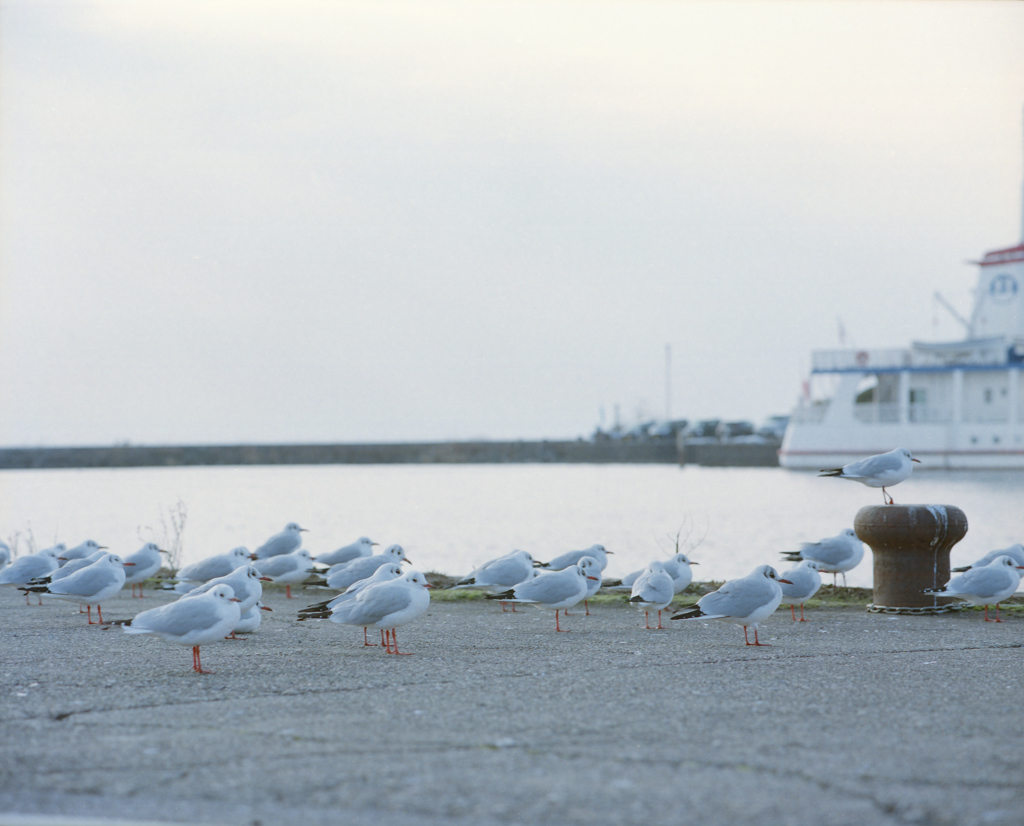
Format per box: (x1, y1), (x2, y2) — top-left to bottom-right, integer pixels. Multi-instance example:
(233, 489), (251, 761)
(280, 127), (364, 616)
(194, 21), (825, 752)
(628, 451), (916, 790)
(2, 464), (1022, 589)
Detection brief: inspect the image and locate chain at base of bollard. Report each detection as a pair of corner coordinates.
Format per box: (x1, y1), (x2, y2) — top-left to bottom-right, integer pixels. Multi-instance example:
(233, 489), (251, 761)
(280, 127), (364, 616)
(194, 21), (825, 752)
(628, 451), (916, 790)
(866, 602), (967, 615)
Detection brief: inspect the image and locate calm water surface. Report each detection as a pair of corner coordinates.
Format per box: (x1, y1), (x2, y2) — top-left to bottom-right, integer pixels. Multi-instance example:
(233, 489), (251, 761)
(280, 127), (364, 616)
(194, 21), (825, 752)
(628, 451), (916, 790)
(2, 464), (1022, 589)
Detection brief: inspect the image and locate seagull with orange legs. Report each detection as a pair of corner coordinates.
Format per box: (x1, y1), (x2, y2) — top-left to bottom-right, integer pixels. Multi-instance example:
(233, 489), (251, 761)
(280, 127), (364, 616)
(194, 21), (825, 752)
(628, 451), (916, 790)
(924, 555), (1024, 622)
(486, 559), (598, 632)
(818, 447), (920, 505)
(20, 553), (132, 624)
(671, 565), (791, 646)
(324, 570), (434, 654)
(778, 560), (822, 621)
(120, 584), (241, 673)
(628, 561), (675, 629)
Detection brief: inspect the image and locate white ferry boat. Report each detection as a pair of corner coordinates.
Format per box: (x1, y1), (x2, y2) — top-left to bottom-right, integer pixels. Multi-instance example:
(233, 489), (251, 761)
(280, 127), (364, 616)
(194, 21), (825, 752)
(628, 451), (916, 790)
(779, 237), (1024, 470)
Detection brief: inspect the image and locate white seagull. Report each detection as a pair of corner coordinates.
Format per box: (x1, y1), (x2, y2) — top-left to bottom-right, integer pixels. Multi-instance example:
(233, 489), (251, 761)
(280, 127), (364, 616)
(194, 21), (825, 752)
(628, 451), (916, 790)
(628, 561), (675, 629)
(322, 545), (410, 590)
(818, 447), (920, 505)
(540, 544), (613, 572)
(952, 544), (1024, 574)
(605, 552), (698, 595)
(326, 570), (434, 654)
(0, 546), (63, 604)
(671, 565), (792, 646)
(175, 547), (255, 590)
(182, 564), (271, 614)
(315, 537), (378, 567)
(234, 600), (272, 634)
(121, 583), (242, 673)
(782, 528), (864, 588)
(778, 560), (823, 621)
(486, 560), (598, 632)
(450, 550), (539, 612)
(20, 553), (132, 624)
(924, 555), (1024, 622)
(58, 540), (106, 565)
(254, 549), (317, 599)
(298, 563), (404, 645)
(563, 555), (602, 616)
(253, 522), (307, 559)
(122, 543), (170, 598)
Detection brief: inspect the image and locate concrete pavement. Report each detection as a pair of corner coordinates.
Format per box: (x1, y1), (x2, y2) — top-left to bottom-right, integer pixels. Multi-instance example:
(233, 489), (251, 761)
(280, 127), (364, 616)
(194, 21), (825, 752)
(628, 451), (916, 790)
(2, 585), (1022, 826)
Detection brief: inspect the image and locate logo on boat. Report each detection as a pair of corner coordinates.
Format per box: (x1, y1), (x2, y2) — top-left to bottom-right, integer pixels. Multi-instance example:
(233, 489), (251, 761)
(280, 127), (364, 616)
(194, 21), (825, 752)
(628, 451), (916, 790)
(988, 273), (1018, 304)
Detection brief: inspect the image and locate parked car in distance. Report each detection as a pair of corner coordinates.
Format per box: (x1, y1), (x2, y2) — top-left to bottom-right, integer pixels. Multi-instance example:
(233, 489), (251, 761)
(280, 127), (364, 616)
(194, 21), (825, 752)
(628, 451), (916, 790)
(685, 419), (721, 440)
(757, 415), (790, 442)
(715, 420), (755, 441)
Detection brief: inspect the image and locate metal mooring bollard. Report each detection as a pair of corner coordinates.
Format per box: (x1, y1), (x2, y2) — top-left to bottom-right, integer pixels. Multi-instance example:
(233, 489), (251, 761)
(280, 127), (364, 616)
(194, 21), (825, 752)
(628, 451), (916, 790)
(854, 505), (968, 614)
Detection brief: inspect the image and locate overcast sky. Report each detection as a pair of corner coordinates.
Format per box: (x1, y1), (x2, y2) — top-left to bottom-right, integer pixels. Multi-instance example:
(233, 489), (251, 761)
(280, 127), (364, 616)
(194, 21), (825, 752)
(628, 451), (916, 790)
(1, 0), (1022, 446)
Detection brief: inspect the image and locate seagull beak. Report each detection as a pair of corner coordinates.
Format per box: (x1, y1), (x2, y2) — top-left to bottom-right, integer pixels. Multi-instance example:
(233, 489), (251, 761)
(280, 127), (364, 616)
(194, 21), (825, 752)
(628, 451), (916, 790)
(260, 605), (273, 611)
(587, 575), (600, 581)
(259, 576), (273, 581)
(159, 548), (170, 555)
(911, 458), (921, 463)
(424, 583), (437, 589)
(230, 597), (241, 602)
(778, 578), (793, 585)
(402, 558), (412, 565)
(689, 561), (699, 565)
(124, 562), (136, 566)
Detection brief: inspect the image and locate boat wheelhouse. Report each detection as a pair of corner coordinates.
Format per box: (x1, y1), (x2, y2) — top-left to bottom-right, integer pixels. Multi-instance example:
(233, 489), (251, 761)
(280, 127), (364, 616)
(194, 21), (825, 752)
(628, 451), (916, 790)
(779, 240), (1024, 470)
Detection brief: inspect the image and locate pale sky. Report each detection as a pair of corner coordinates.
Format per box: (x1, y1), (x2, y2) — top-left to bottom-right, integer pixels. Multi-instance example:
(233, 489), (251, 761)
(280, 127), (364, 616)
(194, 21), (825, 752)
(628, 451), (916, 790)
(1, 0), (1023, 446)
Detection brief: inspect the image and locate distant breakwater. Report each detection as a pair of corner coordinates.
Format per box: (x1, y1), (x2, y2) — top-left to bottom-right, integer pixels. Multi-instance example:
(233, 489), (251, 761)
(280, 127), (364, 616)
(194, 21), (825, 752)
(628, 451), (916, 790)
(0, 440), (682, 469)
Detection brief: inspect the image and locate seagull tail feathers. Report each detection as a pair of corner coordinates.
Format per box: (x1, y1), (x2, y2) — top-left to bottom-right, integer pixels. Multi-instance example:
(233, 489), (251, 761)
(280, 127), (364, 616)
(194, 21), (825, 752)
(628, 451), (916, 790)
(818, 468), (844, 477)
(485, 588), (516, 601)
(670, 606), (704, 620)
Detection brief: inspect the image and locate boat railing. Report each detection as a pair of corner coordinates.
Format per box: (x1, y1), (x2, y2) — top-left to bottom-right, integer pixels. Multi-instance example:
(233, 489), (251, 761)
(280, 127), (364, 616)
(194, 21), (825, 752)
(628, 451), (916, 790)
(812, 349), (911, 372)
(853, 403), (954, 424)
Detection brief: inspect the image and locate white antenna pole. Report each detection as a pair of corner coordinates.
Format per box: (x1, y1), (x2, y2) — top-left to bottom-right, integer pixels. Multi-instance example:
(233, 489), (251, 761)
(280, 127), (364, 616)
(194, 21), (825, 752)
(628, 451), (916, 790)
(664, 343), (672, 420)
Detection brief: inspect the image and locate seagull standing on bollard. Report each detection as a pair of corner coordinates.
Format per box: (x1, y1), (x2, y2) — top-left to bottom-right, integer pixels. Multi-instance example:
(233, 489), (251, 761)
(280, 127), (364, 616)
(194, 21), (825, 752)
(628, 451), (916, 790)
(818, 447), (920, 504)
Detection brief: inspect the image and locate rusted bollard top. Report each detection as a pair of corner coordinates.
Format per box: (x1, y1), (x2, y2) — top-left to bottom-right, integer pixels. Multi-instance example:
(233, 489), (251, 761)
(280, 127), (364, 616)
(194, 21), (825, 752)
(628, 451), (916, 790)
(854, 505), (968, 612)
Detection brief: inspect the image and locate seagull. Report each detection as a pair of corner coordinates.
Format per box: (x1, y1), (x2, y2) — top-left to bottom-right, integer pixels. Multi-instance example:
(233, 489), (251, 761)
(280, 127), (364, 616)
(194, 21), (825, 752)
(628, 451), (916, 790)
(924, 555), (1024, 622)
(449, 550), (539, 612)
(314, 537), (378, 568)
(778, 560), (823, 621)
(19, 553), (132, 624)
(486, 560), (598, 632)
(122, 543), (170, 598)
(671, 565), (792, 646)
(175, 547), (255, 590)
(0, 546), (63, 604)
(181, 564), (270, 615)
(782, 528), (864, 588)
(254, 549), (317, 598)
(325, 570), (434, 654)
(628, 561), (675, 629)
(818, 447), (920, 504)
(58, 540), (106, 566)
(605, 553), (698, 594)
(539, 544), (613, 572)
(952, 544), (1024, 574)
(298, 563), (404, 645)
(120, 583), (242, 673)
(320, 545), (410, 591)
(563, 555), (602, 616)
(253, 522), (307, 559)
(32, 550), (107, 584)
(233, 600), (272, 634)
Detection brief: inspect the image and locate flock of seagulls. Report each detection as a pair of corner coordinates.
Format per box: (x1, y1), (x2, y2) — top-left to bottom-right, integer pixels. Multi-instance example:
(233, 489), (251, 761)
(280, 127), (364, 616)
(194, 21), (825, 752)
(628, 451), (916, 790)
(1, 447), (1020, 670)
